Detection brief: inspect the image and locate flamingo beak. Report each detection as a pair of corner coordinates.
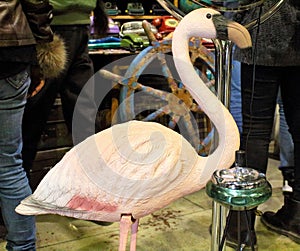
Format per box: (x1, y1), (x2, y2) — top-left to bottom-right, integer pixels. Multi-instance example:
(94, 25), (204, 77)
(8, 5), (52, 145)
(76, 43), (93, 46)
(213, 14), (252, 49)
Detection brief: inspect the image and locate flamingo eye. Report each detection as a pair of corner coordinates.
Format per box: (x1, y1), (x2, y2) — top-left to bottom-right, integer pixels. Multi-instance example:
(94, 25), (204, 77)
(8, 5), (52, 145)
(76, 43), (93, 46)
(206, 13), (212, 19)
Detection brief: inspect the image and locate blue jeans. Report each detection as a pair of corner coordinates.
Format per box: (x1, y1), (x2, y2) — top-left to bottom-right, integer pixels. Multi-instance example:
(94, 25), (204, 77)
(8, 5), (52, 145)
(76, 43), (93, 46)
(277, 89), (294, 167)
(230, 59), (242, 133)
(0, 68), (36, 250)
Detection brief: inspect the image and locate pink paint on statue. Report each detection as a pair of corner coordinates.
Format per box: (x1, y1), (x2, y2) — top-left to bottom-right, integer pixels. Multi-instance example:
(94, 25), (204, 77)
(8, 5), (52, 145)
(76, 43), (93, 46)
(68, 195), (118, 212)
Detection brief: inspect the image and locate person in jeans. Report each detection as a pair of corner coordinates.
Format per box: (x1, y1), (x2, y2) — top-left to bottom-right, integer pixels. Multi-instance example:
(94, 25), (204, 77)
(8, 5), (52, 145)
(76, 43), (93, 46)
(0, 0), (54, 249)
(226, 1), (300, 249)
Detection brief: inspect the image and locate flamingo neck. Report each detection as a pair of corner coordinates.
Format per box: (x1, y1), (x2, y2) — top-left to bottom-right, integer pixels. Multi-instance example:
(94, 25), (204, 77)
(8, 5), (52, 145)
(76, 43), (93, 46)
(172, 26), (240, 179)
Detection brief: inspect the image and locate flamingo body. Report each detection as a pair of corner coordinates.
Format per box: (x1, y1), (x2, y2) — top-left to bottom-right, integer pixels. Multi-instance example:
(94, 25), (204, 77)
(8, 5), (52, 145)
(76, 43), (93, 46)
(19, 121), (204, 222)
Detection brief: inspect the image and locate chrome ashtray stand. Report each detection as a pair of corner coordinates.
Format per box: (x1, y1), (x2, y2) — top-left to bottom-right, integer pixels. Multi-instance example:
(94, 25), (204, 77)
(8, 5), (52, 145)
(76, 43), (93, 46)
(206, 151), (272, 251)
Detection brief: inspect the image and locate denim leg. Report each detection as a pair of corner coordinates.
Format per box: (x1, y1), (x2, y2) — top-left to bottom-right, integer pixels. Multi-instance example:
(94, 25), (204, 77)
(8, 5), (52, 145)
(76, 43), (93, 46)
(230, 59), (242, 133)
(240, 64), (279, 174)
(0, 69), (36, 251)
(277, 89), (294, 167)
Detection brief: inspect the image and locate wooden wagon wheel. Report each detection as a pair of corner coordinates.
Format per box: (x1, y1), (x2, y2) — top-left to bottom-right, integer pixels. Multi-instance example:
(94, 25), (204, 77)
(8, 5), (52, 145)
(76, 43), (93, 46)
(100, 23), (216, 156)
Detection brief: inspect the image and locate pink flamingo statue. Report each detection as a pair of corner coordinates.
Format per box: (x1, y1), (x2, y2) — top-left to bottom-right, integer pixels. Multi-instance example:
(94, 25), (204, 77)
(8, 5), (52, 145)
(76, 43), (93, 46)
(16, 8), (251, 251)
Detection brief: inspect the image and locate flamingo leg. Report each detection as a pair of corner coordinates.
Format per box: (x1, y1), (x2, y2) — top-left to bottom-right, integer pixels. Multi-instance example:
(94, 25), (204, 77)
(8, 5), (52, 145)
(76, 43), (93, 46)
(130, 219), (139, 251)
(119, 215), (132, 251)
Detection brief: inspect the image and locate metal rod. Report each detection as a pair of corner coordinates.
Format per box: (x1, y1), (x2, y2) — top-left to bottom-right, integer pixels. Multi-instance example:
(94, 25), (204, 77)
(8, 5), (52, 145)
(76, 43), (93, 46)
(223, 41), (234, 109)
(156, 0), (184, 20)
(245, 0), (286, 30)
(211, 201), (228, 251)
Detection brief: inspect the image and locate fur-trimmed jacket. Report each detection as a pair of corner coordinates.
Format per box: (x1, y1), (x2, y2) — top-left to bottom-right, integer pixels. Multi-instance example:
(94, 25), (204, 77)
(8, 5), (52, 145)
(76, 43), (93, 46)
(0, 0), (53, 47)
(0, 0), (66, 82)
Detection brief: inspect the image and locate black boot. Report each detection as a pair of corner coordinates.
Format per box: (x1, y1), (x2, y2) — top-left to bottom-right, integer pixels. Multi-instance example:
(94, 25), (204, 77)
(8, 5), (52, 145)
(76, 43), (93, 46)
(261, 196), (300, 243)
(225, 208), (258, 251)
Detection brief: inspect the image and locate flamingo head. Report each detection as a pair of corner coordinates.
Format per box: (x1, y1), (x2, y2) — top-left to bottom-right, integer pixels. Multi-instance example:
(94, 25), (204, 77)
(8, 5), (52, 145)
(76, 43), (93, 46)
(175, 8), (252, 49)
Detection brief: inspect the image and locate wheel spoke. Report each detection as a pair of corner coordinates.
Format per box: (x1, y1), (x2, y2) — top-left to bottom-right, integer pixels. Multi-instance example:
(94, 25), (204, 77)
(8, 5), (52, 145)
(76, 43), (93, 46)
(142, 105), (170, 122)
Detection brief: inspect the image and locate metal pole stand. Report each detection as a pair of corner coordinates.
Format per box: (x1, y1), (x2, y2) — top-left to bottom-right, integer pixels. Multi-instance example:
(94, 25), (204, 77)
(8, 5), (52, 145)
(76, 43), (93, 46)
(206, 161), (272, 251)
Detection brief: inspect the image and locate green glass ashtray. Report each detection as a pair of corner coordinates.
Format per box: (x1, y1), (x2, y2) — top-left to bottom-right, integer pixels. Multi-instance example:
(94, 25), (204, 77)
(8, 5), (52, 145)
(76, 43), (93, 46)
(206, 167), (272, 210)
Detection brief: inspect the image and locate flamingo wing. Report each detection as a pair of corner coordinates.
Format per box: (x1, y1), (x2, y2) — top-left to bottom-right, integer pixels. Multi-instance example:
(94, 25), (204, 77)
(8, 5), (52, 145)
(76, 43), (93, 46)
(16, 121), (200, 222)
